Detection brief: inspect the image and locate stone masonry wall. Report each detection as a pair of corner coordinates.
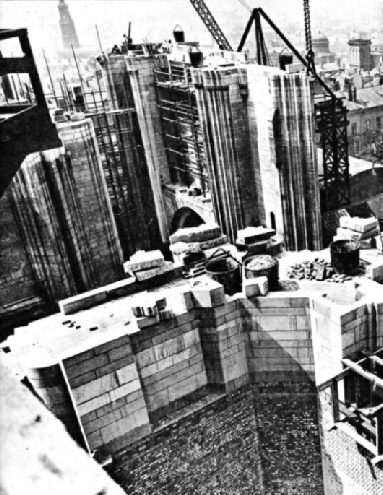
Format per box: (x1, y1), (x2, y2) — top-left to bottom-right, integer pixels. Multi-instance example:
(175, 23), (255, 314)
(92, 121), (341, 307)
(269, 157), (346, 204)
(15, 276), (383, 494)
(0, 192), (37, 307)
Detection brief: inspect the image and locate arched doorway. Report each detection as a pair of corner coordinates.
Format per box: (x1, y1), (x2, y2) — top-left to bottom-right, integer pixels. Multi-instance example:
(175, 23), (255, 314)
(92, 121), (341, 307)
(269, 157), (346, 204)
(170, 207), (205, 235)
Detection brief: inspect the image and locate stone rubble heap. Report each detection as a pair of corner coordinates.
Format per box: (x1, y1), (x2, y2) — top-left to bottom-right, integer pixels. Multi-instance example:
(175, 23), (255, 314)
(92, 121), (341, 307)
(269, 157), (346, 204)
(286, 258), (355, 283)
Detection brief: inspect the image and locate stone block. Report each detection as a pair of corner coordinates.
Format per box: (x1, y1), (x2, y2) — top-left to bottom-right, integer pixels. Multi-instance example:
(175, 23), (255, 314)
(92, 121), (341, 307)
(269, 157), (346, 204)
(65, 354), (109, 380)
(134, 261), (175, 282)
(116, 363), (139, 385)
(93, 335), (131, 356)
(365, 261), (383, 281)
(237, 226), (275, 244)
(78, 392), (111, 416)
(104, 277), (137, 299)
(243, 276), (268, 297)
(135, 314), (160, 329)
(123, 250), (164, 274)
(190, 279), (225, 308)
(337, 227), (380, 241)
(59, 287), (107, 315)
(84, 409), (122, 436)
(339, 216), (378, 233)
(73, 373), (118, 405)
(169, 223), (221, 244)
(109, 380), (141, 402)
(131, 293), (167, 317)
(170, 235), (228, 255)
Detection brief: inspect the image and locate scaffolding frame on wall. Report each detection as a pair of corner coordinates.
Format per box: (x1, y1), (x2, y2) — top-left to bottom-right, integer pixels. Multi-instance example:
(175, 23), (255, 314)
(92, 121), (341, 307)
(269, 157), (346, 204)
(153, 59), (208, 196)
(8, 54), (161, 259)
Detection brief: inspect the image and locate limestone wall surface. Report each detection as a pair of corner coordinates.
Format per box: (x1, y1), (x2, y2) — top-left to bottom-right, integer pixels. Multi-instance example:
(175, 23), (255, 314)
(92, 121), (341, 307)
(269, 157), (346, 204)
(0, 118), (124, 332)
(127, 55), (170, 241)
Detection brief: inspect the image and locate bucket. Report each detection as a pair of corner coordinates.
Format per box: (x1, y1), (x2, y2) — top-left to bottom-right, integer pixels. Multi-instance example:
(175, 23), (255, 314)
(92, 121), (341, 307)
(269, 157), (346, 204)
(206, 249), (242, 296)
(173, 26), (185, 43)
(244, 255), (279, 290)
(189, 51), (203, 67)
(279, 53), (293, 70)
(330, 240), (360, 275)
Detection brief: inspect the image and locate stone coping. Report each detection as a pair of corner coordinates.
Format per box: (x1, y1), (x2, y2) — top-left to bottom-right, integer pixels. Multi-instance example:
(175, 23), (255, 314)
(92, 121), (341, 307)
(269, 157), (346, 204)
(4, 249), (383, 370)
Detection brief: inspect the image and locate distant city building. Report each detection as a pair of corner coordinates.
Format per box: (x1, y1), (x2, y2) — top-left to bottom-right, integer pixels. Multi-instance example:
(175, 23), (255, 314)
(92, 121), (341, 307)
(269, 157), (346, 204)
(312, 31), (336, 65)
(371, 33), (383, 69)
(348, 38), (372, 71)
(58, 0), (80, 50)
(339, 84), (383, 158)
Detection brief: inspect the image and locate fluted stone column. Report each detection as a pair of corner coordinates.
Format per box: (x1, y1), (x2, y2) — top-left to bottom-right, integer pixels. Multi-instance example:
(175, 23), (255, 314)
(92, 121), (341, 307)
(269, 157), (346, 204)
(192, 66), (256, 243)
(126, 55), (170, 242)
(9, 118), (124, 305)
(246, 64), (322, 251)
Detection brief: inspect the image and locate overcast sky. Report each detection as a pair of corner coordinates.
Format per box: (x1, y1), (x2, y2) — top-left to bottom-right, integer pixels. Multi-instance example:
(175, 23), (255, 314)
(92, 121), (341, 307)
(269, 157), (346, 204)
(0, 0), (381, 54)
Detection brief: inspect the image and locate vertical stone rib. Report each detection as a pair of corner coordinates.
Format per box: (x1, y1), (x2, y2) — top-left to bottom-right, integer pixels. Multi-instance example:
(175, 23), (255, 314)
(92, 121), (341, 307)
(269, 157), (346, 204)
(192, 67), (246, 243)
(127, 56), (170, 242)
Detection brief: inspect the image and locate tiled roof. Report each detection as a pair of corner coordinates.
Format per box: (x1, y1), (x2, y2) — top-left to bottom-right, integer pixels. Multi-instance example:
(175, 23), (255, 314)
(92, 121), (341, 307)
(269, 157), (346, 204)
(336, 84), (383, 110)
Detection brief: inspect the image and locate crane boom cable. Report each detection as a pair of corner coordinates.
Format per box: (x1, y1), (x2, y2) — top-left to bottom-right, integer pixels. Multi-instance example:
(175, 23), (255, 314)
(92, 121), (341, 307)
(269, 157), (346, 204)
(237, 0), (252, 13)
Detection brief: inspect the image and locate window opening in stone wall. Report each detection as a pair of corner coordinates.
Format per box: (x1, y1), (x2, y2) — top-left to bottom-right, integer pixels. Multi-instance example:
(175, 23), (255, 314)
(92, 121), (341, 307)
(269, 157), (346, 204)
(270, 212), (276, 231)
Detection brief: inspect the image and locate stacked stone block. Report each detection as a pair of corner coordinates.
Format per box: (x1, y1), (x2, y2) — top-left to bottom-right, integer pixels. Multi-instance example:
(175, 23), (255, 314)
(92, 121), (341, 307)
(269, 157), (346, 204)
(27, 362), (85, 447)
(130, 312), (207, 417)
(63, 335), (151, 454)
(197, 298), (249, 392)
(241, 295), (315, 382)
(311, 295), (380, 385)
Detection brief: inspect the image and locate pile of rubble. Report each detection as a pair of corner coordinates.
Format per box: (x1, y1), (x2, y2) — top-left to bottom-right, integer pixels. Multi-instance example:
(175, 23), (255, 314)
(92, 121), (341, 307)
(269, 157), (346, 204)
(286, 258), (354, 283)
(334, 216), (382, 250)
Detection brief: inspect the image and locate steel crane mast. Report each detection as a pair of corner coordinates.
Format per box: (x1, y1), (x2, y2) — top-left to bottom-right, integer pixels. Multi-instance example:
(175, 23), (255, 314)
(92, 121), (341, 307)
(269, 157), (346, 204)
(189, 0), (233, 51)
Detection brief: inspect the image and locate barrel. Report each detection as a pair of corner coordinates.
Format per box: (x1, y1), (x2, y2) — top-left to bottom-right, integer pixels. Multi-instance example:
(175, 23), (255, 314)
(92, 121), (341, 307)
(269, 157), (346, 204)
(244, 255), (279, 290)
(206, 249), (242, 296)
(330, 240), (360, 275)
